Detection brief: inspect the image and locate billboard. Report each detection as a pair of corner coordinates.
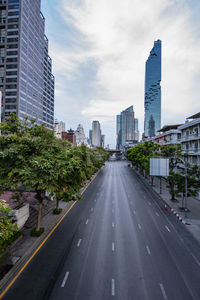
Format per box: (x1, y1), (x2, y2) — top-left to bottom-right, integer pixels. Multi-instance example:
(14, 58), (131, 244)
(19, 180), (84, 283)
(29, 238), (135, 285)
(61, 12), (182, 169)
(150, 157), (169, 177)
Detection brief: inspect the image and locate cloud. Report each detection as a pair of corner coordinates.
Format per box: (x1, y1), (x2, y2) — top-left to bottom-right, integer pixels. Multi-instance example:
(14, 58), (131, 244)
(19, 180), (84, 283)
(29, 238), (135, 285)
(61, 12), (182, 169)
(50, 0), (200, 146)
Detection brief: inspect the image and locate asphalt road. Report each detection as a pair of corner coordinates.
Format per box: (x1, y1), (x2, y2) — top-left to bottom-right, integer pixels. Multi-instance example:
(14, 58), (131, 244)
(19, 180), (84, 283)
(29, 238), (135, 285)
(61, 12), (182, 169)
(3, 161), (200, 300)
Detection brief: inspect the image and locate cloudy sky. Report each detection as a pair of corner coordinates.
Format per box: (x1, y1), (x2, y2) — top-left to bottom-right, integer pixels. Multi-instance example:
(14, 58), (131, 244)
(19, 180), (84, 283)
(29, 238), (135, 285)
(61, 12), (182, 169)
(42, 0), (200, 148)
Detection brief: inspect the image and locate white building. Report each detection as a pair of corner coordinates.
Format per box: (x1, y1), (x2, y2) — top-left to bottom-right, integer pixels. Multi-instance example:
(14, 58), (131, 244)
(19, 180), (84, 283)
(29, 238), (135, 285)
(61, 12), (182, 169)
(179, 113), (200, 165)
(54, 119), (66, 138)
(154, 124), (182, 146)
(75, 124), (87, 146)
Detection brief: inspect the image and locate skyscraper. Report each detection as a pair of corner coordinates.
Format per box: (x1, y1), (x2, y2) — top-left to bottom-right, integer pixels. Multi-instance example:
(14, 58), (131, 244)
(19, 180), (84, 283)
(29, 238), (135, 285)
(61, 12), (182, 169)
(116, 105), (138, 149)
(0, 0), (54, 129)
(144, 40), (161, 137)
(92, 120), (101, 147)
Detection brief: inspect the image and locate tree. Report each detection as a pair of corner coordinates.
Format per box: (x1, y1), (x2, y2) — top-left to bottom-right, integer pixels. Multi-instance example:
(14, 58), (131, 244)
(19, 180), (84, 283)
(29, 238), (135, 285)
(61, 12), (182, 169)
(0, 114), (68, 232)
(174, 164), (200, 208)
(160, 144), (182, 200)
(127, 142), (158, 177)
(0, 200), (18, 252)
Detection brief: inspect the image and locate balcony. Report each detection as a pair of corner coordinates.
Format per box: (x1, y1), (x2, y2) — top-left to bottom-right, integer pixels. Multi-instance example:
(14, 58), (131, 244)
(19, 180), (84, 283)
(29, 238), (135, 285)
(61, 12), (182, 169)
(182, 148), (200, 155)
(181, 133), (200, 142)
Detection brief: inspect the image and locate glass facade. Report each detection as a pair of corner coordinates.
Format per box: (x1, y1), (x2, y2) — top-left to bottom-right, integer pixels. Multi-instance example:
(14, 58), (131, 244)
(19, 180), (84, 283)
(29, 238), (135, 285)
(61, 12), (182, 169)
(0, 0), (54, 129)
(144, 40), (161, 137)
(116, 105), (136, 149)
(92, 120), (101, 147)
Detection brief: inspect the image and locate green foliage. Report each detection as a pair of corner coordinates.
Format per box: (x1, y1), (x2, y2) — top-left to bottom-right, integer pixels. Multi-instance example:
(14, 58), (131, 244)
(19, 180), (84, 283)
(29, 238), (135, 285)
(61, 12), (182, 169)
(30, 227), (44, 237)
(53, 208), (62, 215)
(126, 142), (158, 174)
(0, 200), (19, 252)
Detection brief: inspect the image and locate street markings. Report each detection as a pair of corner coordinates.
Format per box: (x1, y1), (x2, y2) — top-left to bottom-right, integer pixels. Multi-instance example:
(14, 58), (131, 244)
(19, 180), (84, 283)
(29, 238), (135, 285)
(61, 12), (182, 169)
(91, 207), (93, 212)
(138, 224), (142, 230)
(156, 212), (159, 217)
(133, 210), (136, 215)
(61, 271), (69, 288)
(85, 219), (89, 225)
(111, 279), (115, 296)
(112, 209), (114, 213)
(112, 242), (115, 251)
(165, 225), (170, 232)
(146, 245), (151, 255)
(77, 239), (82, 247)
(149, 202), (152, 206)
(160, 283), (168, 299)
(112, 222), (115, 228)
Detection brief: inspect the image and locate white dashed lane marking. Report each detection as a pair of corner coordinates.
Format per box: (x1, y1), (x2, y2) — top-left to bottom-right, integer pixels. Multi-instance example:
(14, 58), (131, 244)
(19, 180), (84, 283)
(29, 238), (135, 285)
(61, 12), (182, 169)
(160, 283), (168, 299)
(61, 272), (69, 288)
(165, 225), (171, 232)
(77, 239), (82, 247)
(111, 279), (115, 296)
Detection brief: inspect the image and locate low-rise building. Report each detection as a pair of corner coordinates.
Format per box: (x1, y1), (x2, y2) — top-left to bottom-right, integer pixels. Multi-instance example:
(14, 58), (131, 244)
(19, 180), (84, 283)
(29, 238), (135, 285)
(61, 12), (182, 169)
(179, 112), (200, 165)
(61, 129), (77, 146)
(154, 124), (182, 145)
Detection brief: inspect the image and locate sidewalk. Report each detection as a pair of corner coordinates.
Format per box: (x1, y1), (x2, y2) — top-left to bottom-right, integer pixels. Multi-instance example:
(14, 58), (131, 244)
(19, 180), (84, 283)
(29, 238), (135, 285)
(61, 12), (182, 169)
(132, 167), (200, 244)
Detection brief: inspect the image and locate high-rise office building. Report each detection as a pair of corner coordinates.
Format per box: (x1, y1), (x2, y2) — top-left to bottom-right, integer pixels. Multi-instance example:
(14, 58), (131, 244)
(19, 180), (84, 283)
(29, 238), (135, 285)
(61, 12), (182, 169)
(144, 40), (161, 137)
(92, 120), (101, 147)
(0, 0), (54, 129)
(134, 118), (139, 141)
(116, 105), (138, 149)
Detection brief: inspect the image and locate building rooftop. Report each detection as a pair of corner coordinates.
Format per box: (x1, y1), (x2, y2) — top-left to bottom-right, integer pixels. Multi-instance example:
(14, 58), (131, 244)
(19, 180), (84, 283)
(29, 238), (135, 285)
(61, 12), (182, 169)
(157, 124), (183, 132)
(187, 112), (200, 119)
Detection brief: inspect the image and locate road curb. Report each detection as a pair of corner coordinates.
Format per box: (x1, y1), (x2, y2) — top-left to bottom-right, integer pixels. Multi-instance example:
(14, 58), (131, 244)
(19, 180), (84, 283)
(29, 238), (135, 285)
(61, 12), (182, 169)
(0, 166), (104, 298)
(130, 165), (192, 226)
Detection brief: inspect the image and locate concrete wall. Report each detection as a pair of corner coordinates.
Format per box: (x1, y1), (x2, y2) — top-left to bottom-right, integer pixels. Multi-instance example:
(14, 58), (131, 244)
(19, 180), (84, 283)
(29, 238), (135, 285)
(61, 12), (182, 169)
(13, 203), (29, 229)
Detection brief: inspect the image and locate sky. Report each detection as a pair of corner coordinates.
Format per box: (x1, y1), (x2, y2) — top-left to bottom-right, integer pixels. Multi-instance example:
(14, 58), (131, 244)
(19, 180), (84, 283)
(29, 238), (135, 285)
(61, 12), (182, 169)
(41, 0), (200, 148)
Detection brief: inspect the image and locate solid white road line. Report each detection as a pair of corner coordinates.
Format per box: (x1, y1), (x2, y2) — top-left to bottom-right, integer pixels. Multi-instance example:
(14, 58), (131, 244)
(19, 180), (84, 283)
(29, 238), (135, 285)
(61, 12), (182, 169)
(165, 225), (171, 232)
(111, 279), (115, 296)
(156, 212), (159, 217)
(138, 224), (142, 230)
(112, 222), (115, 228)
(77, 239), (82, 247)
(61, 271), (69, 288)
(146, 245), (151, 255)
(112, 242), (115, 251)
(85, 219), (89, 225)
(160, 283), (168, 299)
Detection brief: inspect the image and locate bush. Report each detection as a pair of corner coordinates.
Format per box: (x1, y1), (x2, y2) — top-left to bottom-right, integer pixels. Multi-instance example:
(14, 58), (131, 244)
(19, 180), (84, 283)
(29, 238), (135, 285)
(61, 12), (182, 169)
(30, 227), (44, 237)
(53, 208), (62, 215)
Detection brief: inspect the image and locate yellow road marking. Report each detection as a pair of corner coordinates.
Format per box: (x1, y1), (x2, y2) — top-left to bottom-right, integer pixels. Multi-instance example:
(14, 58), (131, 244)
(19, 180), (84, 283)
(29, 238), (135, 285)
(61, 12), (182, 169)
(0, 166), (101, 299)
(0, 201), (77, 299)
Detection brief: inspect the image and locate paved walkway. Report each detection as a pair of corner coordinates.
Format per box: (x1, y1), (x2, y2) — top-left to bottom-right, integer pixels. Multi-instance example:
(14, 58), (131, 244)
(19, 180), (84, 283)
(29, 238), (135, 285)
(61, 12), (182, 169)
(133, 167), (200, 244)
